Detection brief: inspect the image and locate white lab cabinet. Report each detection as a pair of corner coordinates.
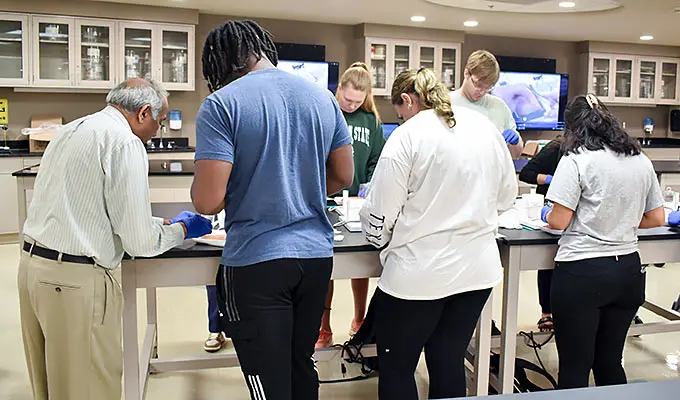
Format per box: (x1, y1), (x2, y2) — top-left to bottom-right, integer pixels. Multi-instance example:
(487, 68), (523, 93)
(0, 12), (195, 90)
(75, 18), (117, 88)
(364, 38), (461, 96)
(31, 15), (75, 87)
(119, 22), (195, 91)
(658, 59), (680, 105)
(586, 52), (680, 105)
(0, 13), (30, 86)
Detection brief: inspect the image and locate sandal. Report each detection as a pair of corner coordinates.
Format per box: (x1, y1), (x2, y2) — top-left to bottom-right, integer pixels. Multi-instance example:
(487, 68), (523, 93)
(537, 316), (554, 333)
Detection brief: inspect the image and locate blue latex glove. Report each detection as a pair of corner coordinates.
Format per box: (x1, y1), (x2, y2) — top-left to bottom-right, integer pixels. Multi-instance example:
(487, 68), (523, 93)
(170, 211), (194, 225)
(669, 210), (680, 226)
(545, 175), (553, 185)
(541, 205), (553, 223)
(174, 212), (212, 239)
(358, 185), (369, 198)
(502, 129), (520, 145)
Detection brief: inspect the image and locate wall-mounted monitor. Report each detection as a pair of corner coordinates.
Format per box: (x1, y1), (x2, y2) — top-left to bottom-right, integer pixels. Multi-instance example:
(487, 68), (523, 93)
(277, 60), (339, 93)
(490, 72), (569, 131)
(277, 60), (328, 89)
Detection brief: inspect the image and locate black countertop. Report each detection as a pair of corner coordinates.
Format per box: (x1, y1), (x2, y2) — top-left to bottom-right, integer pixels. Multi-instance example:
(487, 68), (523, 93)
(128, 209), (376, 259)
(639, 138), (680, 148)
(129, 225), (680, 260)
(1, 146), (195, 158)
(13, 159), (197, 177)
(651, 160), (680, 173)
(1, 137), (194, 158)
(497, 226), (680, 246)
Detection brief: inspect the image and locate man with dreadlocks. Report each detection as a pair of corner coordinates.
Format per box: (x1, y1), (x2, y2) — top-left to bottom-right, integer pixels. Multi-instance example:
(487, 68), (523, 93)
(191, 20), (354, 400)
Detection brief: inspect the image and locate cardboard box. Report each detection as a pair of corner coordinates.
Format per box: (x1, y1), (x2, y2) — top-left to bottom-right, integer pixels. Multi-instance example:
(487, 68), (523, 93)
(29, 115), (62, 153)
(522, 141), (540, 157)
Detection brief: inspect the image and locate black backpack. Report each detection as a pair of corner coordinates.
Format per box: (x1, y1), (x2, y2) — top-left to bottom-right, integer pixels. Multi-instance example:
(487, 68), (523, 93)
(488, 352), (558, 393)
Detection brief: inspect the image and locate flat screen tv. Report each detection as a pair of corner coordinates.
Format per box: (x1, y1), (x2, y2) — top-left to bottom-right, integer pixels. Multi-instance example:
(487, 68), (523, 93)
(490, 72), (569, 131)
(277, 60), (338, 93)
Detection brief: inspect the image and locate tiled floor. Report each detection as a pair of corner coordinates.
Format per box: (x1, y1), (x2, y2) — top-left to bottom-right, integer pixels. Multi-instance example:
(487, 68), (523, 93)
(0, 243), (678, 399)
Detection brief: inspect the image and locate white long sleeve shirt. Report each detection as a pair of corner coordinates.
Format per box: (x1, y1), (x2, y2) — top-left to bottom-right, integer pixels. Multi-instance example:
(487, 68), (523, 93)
(23, 106), (185, 269)
(359, 108), (517, 300)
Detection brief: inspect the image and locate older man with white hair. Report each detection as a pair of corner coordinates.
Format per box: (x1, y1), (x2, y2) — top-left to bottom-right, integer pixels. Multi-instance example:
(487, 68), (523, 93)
(17, 78), (211, 400)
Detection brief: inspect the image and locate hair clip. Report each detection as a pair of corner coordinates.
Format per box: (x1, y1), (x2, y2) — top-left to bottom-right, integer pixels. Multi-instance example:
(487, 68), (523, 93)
(417, 67), (425, 73)
(586, 94), (599, 110)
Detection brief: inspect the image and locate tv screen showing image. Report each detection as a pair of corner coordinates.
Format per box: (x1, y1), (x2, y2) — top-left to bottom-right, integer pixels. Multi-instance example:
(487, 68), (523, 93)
(277, 60), (329, 90)
(490, 72), (569, 131)
(382, 123), (399, 140)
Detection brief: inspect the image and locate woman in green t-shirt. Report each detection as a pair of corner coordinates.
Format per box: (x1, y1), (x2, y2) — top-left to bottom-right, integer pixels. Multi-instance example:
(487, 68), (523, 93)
(316, 62), (386, 348)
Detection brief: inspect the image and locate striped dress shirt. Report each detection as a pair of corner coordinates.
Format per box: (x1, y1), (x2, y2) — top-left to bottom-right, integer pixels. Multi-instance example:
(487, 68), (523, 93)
(23, 106), (185, 269)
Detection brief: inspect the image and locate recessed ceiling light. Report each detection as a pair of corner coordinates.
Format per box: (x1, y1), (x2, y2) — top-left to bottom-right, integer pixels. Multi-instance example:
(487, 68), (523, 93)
(464, 20), (479, 27)
(559, 1), (576, 7)
(410, 16), (426, 22)
(640, 35), (654, 41)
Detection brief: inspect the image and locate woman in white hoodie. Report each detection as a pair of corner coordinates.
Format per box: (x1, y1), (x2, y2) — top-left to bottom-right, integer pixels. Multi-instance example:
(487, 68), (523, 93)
(359, 68), (517, 399)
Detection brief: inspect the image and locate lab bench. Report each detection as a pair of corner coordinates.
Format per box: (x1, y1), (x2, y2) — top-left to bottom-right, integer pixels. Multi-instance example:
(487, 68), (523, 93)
(493, 228), (680, 394)
(118, 206), (492, 400)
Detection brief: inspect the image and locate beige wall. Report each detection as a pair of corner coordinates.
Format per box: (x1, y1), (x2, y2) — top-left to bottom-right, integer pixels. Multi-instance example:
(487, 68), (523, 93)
(0, 0), (198, 24)
(1, 2), (678, 144)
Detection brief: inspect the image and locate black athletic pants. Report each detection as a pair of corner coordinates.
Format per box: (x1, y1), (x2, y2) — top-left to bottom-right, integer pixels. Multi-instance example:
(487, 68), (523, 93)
(375, 287), (492, 400)
(215, 258), (332, 400)
(551, 252), (645, 389)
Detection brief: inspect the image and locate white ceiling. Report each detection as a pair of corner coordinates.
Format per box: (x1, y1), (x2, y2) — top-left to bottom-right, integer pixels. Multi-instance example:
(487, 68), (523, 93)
(92, 0), (680, 46)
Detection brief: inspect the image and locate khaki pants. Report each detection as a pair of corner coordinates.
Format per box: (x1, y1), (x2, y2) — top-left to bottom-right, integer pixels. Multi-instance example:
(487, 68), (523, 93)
(17, 250), (123, 400)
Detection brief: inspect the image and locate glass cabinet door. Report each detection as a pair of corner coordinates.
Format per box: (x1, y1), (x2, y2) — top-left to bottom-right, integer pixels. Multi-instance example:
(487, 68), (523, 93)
(441, 47), (457, 90)
(121, 24), (153, 81)
(161, 28), (190, 87)
(637, 59), (657, 101)
(0, 14), (28, 85)
(76, 19), (115, 87)
(368, 42), (388, 92)
(614, 59), (633, 99)
(33, 16), (74, 85)
(590, 57), (611, 98)
(660, 61), (679, 103)
(419, 46), (435, 70)
(393, 44), (411, 78)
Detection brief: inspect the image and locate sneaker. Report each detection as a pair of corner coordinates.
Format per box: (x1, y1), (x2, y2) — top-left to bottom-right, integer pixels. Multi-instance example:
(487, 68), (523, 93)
(203, 332), (227, 353)
(349, 318), (364, 336)
(315, 329), (333, 349)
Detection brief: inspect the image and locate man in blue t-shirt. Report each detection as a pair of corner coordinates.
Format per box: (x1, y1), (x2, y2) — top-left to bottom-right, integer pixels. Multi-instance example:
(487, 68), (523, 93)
(192, 20), (354, 400)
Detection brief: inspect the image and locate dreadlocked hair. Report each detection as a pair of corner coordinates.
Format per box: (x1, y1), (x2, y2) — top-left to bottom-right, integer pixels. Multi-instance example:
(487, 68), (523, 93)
(202, 20), (279, 93)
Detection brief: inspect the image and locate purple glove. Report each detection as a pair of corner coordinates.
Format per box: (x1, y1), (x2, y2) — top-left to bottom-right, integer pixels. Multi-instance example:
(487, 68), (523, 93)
(502, 129), (520, 145)
(541, 205), (553, 223)
(170, 211), (194, 225)
(669, 210), (680, 226)
(173, 212), (212, 239)
(545, 175), (553, 185)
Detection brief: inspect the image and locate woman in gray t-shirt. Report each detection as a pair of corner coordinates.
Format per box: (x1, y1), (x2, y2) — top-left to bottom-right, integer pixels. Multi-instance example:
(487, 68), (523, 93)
(541, 94), (664, 390)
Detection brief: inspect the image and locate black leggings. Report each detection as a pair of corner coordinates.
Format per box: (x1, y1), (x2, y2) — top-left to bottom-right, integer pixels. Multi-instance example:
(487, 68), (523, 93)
(375, 288), (492, 400)
(551, 252), (645, 389)
(216, 258), (332, 400)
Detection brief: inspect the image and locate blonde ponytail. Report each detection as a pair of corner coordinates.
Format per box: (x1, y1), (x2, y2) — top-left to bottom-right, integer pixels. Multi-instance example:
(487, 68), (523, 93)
(391, 68), (456, 128)
(336, 62), (382, 124)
